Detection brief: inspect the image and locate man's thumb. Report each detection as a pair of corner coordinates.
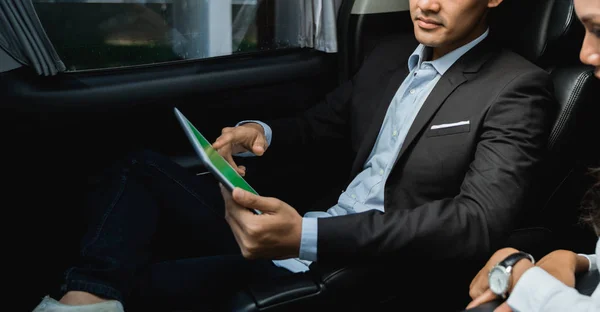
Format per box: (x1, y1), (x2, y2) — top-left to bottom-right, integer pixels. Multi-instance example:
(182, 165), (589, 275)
(232, 188), (277, 213)
(252, 135), (267, 155)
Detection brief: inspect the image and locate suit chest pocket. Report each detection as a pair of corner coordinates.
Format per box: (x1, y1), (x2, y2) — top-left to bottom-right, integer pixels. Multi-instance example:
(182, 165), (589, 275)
(425, 122), (470, 137)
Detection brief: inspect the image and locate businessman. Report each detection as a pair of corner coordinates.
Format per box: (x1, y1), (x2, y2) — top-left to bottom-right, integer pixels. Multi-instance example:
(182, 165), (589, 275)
(33, 0), (557, 311)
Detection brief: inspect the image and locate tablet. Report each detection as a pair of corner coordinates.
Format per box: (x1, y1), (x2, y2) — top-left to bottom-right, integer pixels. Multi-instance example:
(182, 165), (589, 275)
(174, 107), (262, 214)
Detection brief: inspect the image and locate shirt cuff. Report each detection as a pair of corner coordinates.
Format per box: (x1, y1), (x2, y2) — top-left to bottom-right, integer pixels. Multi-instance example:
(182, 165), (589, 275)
(506, 266), (573, 312)
(578, 253), (597, 272)
(234, 120), (272, 157)
(299, 217), (318, 262)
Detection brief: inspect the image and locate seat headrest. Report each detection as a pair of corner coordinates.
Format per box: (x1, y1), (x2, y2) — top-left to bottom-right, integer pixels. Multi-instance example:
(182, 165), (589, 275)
(489, 0), (585, 68)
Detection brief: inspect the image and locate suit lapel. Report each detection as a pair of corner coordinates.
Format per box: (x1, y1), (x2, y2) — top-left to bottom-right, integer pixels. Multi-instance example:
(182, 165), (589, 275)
(392, 36), (497, 167)
(350, 36), (498, 177)
(395, 70), (468, 161)
(351, 63), (410, 175)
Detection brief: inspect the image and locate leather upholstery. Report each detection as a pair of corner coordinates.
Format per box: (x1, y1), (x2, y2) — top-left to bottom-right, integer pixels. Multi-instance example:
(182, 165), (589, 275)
(228, 0), (599, 311)
(490, 0), (584, 68)
(502, 0), (600, 254)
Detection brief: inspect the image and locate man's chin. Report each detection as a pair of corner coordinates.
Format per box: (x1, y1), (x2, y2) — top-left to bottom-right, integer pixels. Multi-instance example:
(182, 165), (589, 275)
(413, 32), (441, 47)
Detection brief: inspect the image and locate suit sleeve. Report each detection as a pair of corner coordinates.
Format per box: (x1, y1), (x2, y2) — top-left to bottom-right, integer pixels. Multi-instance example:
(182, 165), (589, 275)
(264, 76), (354, 149)
(316, 70), (556, 263)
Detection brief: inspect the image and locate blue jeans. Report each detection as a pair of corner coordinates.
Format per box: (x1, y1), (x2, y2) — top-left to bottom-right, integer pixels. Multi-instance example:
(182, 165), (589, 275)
(60, 150), (291, 311)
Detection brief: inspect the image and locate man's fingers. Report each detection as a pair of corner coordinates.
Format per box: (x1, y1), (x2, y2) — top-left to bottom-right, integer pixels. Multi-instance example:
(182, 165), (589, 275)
(224, 154), (246, 176)
(214, 126), (265, 157)
(221, 184), (258, 258)
(213, 130), (235, 150)
(223, 200), (246, 251)
(220, 184), (233, 203)
(466, 289), (497, 310)
(219, 151), (243, 175)
(494, 302), (513, 312)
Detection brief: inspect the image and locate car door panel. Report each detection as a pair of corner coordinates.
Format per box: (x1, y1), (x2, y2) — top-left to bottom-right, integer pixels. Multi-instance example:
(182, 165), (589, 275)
(2, 46), (340, 311)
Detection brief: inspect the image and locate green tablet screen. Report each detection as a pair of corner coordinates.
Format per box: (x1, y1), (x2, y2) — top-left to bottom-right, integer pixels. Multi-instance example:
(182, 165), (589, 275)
(185, 118), (259, 195)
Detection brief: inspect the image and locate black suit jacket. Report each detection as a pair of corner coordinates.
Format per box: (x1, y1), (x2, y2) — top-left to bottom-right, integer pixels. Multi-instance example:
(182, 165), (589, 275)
(267, 33), (556, 263)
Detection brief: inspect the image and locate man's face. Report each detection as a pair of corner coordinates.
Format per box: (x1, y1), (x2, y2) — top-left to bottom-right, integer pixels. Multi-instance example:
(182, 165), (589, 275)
(574, 0), (600, 79)
(409, 0), (499, 59)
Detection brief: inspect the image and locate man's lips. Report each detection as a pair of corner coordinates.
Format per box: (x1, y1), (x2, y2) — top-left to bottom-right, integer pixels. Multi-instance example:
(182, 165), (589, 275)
(416, 17), (442, 30)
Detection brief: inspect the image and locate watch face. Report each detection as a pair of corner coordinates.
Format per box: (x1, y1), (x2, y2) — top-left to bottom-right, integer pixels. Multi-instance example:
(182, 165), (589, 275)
(489, 266), (509, 295)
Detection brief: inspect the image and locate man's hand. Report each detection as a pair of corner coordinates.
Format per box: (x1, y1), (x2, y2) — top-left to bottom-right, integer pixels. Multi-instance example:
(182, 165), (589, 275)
(220, 185), (303, 260)
(212, 123), (268, 176)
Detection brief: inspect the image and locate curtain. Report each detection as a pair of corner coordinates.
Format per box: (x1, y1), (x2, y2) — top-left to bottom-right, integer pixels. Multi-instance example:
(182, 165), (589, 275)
(0, 0), (65, 76)
(276, 0), (343, 53)
(232, 0), (261, 52)
(173, 0), (341, 59)
(0, 0), (341, 76)
(0, 46), (22, 72)
(236, 0), (342, 53)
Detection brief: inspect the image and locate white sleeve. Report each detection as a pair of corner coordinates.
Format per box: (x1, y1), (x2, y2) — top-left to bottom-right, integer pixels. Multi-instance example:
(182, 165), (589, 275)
(506, 267), (600, 312)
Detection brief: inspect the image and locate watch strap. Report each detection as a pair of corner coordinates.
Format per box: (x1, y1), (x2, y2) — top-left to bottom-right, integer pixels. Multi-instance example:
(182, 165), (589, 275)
(499, 251), (535, 269)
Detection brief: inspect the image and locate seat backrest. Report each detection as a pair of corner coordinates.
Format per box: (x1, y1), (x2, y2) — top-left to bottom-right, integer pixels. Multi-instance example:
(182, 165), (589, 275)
(490, 0), (600, 253)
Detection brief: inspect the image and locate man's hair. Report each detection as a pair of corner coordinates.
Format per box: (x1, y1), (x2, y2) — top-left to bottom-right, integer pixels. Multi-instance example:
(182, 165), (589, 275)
(581, 167), (600, 232)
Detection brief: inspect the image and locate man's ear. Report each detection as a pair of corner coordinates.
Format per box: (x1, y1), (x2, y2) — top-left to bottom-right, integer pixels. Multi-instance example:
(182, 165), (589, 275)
(487, 0), (503, 9)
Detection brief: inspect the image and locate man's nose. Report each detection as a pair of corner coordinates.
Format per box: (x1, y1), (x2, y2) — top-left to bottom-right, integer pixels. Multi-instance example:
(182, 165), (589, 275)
(416, 0), (441, 13)
(579, 33), (600, 67)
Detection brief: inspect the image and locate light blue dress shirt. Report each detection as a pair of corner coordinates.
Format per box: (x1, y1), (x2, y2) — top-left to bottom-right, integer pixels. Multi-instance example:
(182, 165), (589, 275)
(238, 29), (489, 273)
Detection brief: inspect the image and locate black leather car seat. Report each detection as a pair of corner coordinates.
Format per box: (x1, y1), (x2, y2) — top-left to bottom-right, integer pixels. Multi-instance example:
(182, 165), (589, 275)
(492, 0), (600, 258)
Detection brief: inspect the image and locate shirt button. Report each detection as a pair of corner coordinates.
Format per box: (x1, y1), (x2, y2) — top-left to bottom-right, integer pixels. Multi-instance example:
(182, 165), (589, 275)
(392, 130), (398, 136)
(379, 169), (384, 176)
(409, 89), (416, 94)
(351, 194), (356, 199)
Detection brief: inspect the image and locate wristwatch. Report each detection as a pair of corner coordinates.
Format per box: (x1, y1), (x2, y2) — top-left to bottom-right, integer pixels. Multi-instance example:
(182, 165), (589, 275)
(488, 251), (535, 299)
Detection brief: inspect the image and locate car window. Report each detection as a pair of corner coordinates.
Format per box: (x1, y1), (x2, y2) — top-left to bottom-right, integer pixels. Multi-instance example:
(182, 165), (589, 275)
(32, 0), (299, 72)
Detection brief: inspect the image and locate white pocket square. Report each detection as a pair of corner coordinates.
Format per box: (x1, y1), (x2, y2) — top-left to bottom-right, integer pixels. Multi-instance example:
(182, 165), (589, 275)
(430, 120), (470, 130)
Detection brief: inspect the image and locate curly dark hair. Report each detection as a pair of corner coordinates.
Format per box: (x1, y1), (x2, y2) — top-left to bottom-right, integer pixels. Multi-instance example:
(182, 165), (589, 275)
(581, 167), (600, 233)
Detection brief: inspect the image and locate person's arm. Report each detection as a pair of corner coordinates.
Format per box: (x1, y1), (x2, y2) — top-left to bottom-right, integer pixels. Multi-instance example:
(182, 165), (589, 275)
(468, 246), (600, 310)
(233, 40), (406, 261)
(315, 69), (556, 263)
(506, 266), (599, 312)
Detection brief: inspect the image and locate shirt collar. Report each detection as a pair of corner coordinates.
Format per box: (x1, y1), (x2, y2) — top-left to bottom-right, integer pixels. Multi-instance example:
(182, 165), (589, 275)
(408, 28), (489, 75)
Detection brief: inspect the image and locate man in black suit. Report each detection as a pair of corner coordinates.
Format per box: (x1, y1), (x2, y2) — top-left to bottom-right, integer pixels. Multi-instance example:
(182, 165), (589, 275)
(34, 0), (557, 311)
